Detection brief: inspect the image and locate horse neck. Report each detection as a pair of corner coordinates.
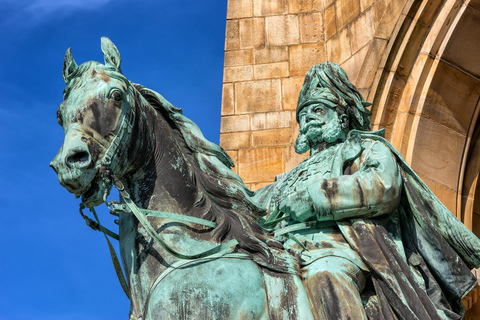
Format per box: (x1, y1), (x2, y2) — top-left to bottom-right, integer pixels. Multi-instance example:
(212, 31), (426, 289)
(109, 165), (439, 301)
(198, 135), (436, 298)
(118, 101), (214, 315)
(123, 100), (198, 215)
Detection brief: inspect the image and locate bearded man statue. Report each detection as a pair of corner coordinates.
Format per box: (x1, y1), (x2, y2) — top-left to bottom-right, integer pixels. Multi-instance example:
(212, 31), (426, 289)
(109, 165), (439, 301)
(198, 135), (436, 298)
(254, 62), (480, 319)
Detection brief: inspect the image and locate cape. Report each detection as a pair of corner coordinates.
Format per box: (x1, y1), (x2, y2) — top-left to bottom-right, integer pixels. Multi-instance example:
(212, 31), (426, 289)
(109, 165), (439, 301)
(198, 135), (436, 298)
(339, 130), (480, 319)
(255, 129), (480, 319)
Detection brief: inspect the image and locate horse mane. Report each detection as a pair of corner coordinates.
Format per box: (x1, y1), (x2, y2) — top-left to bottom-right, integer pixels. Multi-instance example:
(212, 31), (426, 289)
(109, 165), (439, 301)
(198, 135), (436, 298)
(133, 84), (288, 271)
(64, 62), (288, 271)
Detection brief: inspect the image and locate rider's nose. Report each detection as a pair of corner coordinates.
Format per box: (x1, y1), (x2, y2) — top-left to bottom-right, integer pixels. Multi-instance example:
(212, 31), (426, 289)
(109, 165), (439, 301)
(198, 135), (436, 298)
(65, 147), (91, 169)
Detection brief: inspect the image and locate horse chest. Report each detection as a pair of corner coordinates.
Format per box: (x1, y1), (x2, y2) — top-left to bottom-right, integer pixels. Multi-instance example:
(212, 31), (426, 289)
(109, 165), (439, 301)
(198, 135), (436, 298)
(118, 217), (270, 320)
(145, 258), (268, 320)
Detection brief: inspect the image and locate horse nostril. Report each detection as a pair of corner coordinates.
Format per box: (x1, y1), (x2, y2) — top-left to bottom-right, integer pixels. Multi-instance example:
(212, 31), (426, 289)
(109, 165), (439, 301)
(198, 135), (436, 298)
(66, 151), (91, 168)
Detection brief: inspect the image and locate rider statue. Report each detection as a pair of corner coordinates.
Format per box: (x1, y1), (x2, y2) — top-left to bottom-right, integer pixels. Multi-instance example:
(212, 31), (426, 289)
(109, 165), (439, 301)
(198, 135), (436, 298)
(254, 62), (480, 319)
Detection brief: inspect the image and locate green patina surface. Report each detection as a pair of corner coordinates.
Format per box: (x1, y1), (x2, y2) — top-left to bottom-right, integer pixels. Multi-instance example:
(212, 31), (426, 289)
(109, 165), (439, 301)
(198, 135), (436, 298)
(50, 39), (480, 319)
(51, 38), (313, 320)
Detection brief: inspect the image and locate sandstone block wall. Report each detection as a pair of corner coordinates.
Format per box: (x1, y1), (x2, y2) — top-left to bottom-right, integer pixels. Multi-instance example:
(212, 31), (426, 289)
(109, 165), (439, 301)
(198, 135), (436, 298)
(221, 0), (407, 189)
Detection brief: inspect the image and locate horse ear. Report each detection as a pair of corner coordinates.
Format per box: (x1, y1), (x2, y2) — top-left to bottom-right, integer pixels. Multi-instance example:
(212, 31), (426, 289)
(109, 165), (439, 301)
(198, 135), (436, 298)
(101, 37), (121, 70)
(63, 48), (78, 84)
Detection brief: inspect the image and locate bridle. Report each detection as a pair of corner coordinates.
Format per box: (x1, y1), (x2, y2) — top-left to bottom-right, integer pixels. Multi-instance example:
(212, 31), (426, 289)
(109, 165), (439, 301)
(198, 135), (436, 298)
(77, 85), (242, 303)
(75, 84), (301, 319)
(98, 85), (136, 180)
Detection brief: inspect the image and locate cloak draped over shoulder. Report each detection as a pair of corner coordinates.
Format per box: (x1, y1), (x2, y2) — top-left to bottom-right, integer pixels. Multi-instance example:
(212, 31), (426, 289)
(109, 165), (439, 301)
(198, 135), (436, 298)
(255, 129), (480, 319)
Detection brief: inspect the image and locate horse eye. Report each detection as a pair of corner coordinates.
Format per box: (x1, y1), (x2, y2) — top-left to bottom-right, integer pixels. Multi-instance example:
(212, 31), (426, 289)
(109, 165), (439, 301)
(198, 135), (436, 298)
(111, 90), (123, 102)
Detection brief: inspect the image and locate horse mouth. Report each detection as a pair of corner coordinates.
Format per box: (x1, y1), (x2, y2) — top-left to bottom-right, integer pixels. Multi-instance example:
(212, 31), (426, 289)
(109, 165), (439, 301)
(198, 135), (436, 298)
(80, 178), (105, 207)
(82, 181), (98, 201)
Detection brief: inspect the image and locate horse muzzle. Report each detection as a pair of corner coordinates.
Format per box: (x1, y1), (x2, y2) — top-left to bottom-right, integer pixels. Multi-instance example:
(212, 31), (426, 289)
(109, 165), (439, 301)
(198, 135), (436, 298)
(50, 124), (98, 197)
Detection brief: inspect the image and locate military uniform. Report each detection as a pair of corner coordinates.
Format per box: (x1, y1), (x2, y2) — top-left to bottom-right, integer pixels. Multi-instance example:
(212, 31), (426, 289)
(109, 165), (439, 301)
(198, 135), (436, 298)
(255, 131), (480, 319)
(255, 133), (403, 318)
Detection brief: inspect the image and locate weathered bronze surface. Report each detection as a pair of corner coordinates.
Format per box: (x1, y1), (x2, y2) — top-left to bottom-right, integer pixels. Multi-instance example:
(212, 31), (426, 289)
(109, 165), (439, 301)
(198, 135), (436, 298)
(50, 38), (314, 320)
(254, 62), (480, 319)
(51, 39), (480, 319)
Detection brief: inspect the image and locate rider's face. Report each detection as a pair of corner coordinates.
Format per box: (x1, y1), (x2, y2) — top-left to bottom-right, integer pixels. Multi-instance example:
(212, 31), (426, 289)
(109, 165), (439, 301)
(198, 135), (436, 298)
(298, 103), (343, 144)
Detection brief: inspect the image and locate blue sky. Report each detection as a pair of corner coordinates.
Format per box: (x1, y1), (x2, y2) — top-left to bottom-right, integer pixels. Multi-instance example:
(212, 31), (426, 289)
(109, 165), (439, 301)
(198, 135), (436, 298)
(0, 1), (227, 318)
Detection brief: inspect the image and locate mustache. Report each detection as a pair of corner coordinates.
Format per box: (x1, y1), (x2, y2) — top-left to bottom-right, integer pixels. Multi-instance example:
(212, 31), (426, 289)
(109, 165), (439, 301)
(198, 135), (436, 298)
(300, 120), (325, 133)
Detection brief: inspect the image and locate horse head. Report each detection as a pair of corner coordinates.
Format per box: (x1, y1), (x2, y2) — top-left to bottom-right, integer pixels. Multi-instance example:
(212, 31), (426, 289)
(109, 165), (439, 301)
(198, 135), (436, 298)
(50, 37), (135, 208)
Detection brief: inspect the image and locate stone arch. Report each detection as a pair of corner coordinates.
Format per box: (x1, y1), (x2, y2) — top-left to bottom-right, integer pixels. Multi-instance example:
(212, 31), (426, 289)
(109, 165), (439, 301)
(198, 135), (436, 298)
(368, 0), (480, 227)
(365, 2), (480, 311)
(461, 103), (480, 232)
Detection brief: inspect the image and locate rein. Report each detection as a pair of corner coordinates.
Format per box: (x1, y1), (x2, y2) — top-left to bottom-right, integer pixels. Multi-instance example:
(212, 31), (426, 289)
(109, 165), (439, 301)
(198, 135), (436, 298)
(79, 174), (242, 300)
(78, 86), (292, 308)
(78, 86), (243, 300)
(110, 175), (240, 260)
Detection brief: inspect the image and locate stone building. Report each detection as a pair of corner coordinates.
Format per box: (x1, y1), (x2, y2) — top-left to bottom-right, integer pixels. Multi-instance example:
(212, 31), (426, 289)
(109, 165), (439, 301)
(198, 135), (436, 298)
(220, 0), (480, 316)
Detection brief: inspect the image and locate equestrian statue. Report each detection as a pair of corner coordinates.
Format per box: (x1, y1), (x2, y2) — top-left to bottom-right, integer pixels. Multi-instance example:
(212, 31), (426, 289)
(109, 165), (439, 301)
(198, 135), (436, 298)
(50, 38), (480, 319)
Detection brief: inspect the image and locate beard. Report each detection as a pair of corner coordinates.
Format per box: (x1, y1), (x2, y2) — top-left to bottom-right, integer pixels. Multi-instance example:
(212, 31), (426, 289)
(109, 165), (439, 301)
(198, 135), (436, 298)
(304, 120), (343, 145)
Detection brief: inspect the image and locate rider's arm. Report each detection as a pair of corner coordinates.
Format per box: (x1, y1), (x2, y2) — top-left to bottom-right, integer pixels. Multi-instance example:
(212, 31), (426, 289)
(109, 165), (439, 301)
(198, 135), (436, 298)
(282, 140), (402, 222)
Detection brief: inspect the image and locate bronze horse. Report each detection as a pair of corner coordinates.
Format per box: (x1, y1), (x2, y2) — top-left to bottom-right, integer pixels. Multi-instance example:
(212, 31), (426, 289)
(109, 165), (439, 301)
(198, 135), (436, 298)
(50, 38), (315, 320)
